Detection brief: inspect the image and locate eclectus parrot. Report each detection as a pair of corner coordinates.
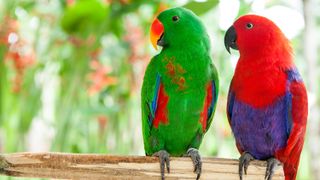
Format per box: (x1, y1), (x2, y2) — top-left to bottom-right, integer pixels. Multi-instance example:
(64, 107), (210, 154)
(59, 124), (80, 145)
(224, 15), (308, 180)
(142, 7), (219, 180)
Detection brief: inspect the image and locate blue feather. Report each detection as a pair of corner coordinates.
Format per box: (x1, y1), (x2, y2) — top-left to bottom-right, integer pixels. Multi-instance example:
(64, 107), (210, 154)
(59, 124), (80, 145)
(227, 91), (235, 119)
(284, 68), (303, 135)
(148, 73), (161, 127)
(231, 96), (289, 159)
(229, 68), (303, 159)
(207, 81), (216, 119)
(284, 92), (293, 136)
(286, 68), (303, 82)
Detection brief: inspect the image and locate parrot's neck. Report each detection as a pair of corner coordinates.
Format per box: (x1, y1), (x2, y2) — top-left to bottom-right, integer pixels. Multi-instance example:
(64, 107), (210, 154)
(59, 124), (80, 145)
(232, 49), (294, 108)
(238, 36), (294, 68)
(239, 43), (294, 70)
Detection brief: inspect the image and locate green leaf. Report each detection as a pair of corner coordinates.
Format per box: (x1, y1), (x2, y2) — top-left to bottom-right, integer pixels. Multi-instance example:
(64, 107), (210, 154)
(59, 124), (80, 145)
(237, 0), (252, 17)
(18, 0), (36, 11)
(61, 0), (108, 36)
(183, 0), (219, 16)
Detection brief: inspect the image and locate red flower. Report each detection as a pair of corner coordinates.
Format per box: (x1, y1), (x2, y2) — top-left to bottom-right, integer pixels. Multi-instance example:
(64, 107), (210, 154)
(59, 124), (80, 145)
(88, 60), (117, 96)
(3, 21), (36, 93)
(66, 0), (75, 6)
(97, 115), (108, 134)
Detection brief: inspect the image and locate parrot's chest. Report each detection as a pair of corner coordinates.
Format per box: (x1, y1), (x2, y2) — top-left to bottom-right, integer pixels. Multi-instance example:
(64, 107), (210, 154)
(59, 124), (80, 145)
(160, 56), (188, 91)
(232, 68), (287, 108)
(160, 55), (209, 92)
(231, 94), (290, 159)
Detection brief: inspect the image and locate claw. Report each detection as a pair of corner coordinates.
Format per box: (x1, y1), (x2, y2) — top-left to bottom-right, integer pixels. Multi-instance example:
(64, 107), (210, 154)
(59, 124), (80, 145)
(187, 148), (202, 180)
(153, 150), (170, 180)
(239, 152), (254, 180)
(265, 158), (281, 180)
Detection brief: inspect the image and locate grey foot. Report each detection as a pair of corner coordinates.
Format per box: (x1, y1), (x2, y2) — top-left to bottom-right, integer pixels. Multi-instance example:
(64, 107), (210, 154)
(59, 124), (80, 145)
(187, 148), (202, 180)
(239, 152), (254, 180)
(265, 158), (281, 180)
(153, 150), (170, 180)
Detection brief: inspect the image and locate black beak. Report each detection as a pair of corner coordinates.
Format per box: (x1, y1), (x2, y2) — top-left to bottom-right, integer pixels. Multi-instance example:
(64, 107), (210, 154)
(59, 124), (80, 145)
(224, 26), (238, 54)
(157, 33), (166, 47)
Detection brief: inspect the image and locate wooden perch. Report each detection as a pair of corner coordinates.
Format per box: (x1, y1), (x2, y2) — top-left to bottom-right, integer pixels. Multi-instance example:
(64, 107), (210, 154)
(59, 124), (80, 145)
(0, 152), (284, 179)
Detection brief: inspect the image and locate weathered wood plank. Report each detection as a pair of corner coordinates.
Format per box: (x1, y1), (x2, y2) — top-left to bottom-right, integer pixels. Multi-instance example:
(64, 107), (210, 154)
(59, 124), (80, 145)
(0, 153), (284, 179)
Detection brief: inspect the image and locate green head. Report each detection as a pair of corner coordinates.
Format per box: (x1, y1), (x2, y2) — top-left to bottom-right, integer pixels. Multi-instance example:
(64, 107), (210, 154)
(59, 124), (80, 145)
(150, 7), (210, 52)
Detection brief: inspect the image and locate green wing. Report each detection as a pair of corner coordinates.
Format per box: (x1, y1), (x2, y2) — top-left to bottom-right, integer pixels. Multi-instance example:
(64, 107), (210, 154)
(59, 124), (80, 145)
(141, 56), (160, 155)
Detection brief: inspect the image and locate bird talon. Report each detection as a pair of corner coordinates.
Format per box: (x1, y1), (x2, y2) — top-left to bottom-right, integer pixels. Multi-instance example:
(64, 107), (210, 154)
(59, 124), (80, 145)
(187, 148), (202, 180)
(265, 158), (280, 180)
(239, 152), (254, 180)
(153, 150), (170, 179)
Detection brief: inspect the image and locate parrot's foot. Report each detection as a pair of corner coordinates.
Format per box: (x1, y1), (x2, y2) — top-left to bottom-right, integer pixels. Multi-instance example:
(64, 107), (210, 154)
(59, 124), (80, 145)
(187, 148), (202, 180)
(239, 152), (254, 180)
(0, 155), (10, 172)
(265, 157), (281, 180)
(153, 150), (170, 180)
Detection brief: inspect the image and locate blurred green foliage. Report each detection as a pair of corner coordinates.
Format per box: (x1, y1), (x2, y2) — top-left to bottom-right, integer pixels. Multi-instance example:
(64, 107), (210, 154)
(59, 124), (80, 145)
(61, 0), (108, 36)
(0, 0), (314, 179)
(183, 0), (219, 15)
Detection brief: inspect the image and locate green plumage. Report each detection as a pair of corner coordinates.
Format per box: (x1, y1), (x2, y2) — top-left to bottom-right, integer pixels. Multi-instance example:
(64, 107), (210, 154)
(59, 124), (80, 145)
(141, 7), (219, 156)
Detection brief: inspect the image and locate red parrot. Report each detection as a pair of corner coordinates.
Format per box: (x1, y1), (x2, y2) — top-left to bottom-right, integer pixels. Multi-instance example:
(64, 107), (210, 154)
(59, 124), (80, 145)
(224, 15), (308, 180)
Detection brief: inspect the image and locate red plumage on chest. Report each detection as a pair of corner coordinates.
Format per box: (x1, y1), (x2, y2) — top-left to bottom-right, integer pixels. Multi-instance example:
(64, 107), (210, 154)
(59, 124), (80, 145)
(232, 58), (289, 108)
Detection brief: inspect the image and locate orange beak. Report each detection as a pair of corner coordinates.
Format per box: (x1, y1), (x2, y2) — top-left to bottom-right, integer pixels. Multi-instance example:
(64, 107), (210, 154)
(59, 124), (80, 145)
(150, 18), (164, 50)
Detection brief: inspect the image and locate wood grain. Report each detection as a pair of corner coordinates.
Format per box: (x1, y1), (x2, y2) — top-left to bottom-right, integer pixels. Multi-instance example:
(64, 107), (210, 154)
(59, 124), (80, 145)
(0, 152), (284, 179)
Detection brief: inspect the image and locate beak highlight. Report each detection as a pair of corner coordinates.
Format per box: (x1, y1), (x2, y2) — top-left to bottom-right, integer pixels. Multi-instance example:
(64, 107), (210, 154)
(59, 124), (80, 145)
(150, 18), (164, 50)
(224, 26), (238, 54)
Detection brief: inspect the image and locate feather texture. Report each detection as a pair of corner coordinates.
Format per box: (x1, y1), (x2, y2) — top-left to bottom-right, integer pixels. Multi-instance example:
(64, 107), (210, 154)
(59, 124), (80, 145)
(226, 15), (308, 180)
(141, 7), (219, 156)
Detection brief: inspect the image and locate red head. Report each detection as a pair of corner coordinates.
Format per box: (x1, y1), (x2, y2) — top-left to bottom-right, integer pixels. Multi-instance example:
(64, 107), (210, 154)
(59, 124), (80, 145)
(224, 14), (293, 63)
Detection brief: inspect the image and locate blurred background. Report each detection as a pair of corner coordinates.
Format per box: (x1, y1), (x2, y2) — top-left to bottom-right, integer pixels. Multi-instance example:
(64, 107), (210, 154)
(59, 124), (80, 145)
(0, 0), (319, 179)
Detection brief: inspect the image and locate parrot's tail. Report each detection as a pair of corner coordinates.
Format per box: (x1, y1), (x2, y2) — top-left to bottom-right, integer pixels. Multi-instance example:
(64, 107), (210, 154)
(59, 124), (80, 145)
(283, 161), (298, 180)
(282, 141), (304, 180)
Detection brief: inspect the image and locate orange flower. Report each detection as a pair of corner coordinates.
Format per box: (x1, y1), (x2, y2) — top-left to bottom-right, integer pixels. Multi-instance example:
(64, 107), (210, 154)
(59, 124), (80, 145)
(124, 21), (149, 63)
(97, 115), (108, 134)
(88, 60), (117, 96)
(66, 0), (75, 6)
(156, 3), (169, 17)
(0, 17), (19, 45)
(5, 33), (36, 93)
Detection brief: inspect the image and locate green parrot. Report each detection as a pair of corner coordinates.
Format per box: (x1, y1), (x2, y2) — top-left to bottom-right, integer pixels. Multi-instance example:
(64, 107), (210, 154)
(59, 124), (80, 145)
(141, 7), (219, 179)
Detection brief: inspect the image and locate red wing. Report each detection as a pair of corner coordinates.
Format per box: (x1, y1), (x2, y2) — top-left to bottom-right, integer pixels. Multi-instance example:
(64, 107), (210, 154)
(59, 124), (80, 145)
(200, 81), (217, 132)
(152, 83), (169, 128)
(275, 81), (308, 180)
(146, 74), (169, 129)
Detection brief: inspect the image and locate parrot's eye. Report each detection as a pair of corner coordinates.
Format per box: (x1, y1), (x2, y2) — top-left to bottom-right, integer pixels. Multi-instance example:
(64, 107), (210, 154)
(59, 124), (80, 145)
(172, 16), (180, 22)
(246, 23), (254, 29)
